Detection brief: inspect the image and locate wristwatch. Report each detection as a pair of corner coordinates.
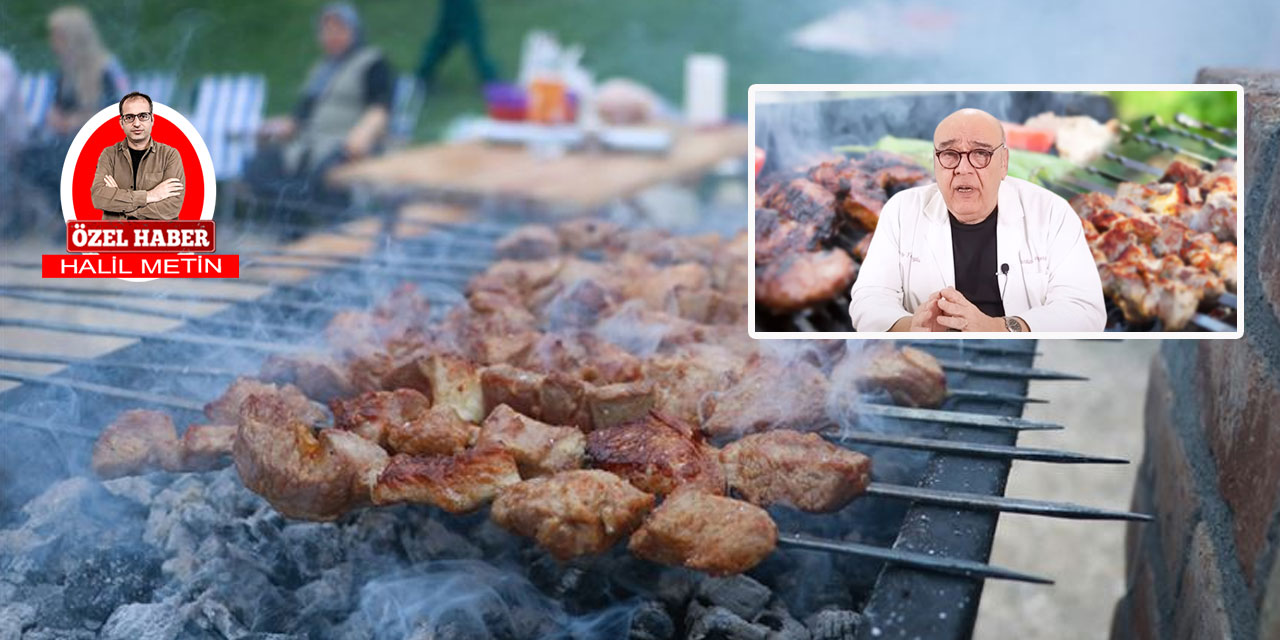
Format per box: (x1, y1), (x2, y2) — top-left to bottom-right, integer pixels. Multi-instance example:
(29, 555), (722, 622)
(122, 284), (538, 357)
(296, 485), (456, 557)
(1003, 316), (1024, 332)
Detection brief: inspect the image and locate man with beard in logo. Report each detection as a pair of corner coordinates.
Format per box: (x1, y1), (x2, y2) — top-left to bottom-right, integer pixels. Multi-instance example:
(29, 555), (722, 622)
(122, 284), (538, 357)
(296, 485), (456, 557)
(90, 91), (185, 220)
(849, 108), (1104, 332)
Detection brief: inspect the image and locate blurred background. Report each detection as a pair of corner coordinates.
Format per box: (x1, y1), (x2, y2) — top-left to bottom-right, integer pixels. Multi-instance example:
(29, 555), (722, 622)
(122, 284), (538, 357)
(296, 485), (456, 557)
(1, 2), (1278, 639)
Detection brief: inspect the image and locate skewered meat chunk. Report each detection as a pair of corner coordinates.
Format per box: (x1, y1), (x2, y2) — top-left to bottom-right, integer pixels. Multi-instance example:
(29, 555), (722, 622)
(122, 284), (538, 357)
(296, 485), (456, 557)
(522, 331), (643, 384)
(477, 404), (586, 477)
(491, 469), (654, 560)
(702, 358), (829, 439)
(760, 178), (839, 238)
(332, 388), (431, 445)
(371, 447), (520, 513)
(842, 345), (947, 408)
(755, 208), (822, 265)
(234, 394), (389, 521)
(384, 353), (487, 423)
(628, 488), (777, 576)
(720, 430), (871, 512)
(204, 377), (328, 426)
(388, 405), (478, 457)
(259, 354), (357, 404)
(496, 224), (563, 260)
(92, 410), (181, 478)
(642, 350), (741, 425)
(755, 249), (857, 313)
(586, 412), (726, 496)
(480, 364), (654, 431)
(180, 424), (237, 471)
(557, 219), (623, 253)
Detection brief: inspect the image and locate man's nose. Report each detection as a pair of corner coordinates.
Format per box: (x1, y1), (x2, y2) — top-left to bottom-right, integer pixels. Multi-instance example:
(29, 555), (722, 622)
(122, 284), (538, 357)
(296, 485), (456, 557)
(954, 156), (977, 174)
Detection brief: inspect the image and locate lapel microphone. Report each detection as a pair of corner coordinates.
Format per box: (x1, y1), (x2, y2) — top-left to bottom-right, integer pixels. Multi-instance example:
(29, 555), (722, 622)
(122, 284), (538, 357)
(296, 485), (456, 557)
(999, 263), (1010, 299)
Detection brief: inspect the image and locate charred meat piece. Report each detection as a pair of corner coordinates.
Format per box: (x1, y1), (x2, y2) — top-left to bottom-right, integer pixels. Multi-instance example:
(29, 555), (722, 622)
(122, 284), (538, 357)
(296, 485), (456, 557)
(702, 358), (829, 439)
(557, 219), (623, 253)
(481, 364), (654, 431)
(586, 412), (726, 496)
(490, 469), (655, 560)
(331, 388), (431, 446)
(180, 424), (237, 471)
(628, 488), (777, 576)
(384, 405), (478, 457)
(477, 404), (586, 477)
(851, 232), (874, 262)
(496, 224), (563, 260)
(842, 345), (947, 408)
(371, 447), (521, 513)
(234, 394), (389, 521)
(381, 353), (487, 423)
(720, 430), (871, 512)
(259, 354), (357, 404)
(642, 349), (742, 425)
(92, 409), (181, 478)
(204, 377), (328, 426)
(755, 208), (821, 265)
(522, 331), (643, 385)
(761, 178), (839, 239)
(756, 249), (857, 313)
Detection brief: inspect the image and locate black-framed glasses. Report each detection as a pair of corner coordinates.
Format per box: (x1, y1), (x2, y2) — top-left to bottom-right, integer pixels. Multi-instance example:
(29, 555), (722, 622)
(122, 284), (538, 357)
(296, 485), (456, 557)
(935, 143), (1004, 169)
(121, 112), (152, 124)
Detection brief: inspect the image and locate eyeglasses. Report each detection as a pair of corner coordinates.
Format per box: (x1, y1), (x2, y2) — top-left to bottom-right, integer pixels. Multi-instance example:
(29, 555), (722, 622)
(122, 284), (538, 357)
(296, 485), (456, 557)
(120, 112), (152, 124)
(935, 143), (1004, 170)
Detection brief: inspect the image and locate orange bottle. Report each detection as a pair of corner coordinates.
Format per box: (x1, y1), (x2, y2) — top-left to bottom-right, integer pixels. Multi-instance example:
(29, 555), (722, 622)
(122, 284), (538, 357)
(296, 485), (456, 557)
(529, 75), (569, 124)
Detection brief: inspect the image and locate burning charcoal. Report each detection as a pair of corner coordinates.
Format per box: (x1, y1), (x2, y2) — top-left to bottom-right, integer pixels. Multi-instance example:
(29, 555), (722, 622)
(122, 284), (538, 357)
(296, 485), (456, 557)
(294, 565), (357, 623)
(20, 630), (94, 640)
(803, 608), (862, 640)
(0, 603), (36, 640)
(99, 602), (183, 640)
(342, 509), (405, 561)
(62, 547), (162, 623)
(468, 518), (521, 555)
(695, 575), (772, 621)
(399, 518), (482, 563)
(100, 475), (160, 507)
(280, 522), (346, 580)
(628, 600), (675, 640)
(187, 596), (248, 640)
(686, 602), (770, 640)
(755, 602), (810, 640)
(654, 569), (698, 610)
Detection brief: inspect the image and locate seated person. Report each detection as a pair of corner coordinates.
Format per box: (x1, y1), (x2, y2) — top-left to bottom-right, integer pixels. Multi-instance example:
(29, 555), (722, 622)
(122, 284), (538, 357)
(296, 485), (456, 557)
(247, 3), (393, 207)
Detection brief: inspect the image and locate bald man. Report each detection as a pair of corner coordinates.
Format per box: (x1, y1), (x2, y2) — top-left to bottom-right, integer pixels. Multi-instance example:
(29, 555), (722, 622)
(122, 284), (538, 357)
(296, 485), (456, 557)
(848, 108), (1105, 332)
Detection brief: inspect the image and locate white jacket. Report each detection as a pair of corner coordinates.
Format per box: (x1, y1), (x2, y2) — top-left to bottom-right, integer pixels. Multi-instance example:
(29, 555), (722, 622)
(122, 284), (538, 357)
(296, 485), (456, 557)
(848, 177), (1105, 332)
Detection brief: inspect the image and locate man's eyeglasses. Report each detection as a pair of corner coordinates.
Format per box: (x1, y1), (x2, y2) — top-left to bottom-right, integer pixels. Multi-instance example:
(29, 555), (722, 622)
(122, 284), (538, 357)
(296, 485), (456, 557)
(935, 143), (1004, 170)
(120, 112), (152, 124)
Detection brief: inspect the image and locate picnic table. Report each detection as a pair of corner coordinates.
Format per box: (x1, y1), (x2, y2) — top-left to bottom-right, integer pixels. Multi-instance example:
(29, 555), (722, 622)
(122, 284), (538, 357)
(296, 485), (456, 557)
(327, 124), (747, 210)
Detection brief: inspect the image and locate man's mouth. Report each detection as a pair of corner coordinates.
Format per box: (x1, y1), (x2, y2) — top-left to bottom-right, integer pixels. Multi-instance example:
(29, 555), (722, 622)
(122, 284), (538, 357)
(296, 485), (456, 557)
(954, 185), (976, 195)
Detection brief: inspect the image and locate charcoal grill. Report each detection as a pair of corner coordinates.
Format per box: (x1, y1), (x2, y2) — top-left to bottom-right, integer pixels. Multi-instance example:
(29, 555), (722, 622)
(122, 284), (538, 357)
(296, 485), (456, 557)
(0, 217), (1147, 640)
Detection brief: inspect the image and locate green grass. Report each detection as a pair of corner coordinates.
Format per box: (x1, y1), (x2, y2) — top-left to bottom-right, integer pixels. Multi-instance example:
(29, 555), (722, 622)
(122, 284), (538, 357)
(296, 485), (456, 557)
(1, 0), (869, 141)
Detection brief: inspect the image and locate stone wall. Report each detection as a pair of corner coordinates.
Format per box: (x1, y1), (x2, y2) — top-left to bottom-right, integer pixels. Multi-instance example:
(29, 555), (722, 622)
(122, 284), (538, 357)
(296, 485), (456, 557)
(1110, 69), (1280, 640)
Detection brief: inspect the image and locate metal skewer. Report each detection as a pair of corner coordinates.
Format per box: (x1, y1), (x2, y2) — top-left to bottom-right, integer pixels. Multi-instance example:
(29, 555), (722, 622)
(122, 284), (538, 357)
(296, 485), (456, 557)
(1102, 152), (1164, 178)
(0, 317), (305, 354)
(938, 360), (1088, 381)
(0, 370), (206, 412)
(944, 389), (1046, 405)
(0, 351), (246, 378)
(778, 534), (1052, 584)
(0, 284), (351, 314)
(1122, 127), (1215, 169)
(0, 289), (313, 338)
(1145, 116), (1237, 157)
(863, 483), (1149, 521)
(857, 404), (1060, 431)
(1175, 113), (1235, 140)
(825, 430), (1128, 464)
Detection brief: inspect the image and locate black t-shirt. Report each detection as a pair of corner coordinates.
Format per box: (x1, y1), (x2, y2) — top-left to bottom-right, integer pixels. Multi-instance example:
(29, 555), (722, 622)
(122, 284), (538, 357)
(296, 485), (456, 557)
(128, 147), (146, 187)
(949, 207), (1006, 318)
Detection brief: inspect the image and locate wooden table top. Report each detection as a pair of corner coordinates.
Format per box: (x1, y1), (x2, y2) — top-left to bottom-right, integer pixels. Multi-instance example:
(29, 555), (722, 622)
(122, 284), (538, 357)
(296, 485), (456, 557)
(328, 124), (747, 209)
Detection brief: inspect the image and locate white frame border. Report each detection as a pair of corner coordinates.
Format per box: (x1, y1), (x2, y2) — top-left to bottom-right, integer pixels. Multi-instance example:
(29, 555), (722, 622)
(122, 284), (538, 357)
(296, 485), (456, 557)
(746, 83), (1245, 341)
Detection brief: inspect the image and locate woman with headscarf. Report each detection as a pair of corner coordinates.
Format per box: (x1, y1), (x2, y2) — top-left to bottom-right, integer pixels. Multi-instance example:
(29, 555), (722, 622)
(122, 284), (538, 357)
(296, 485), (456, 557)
(249, 3), (394, 207)
(46, 6), (129, 137)
(23, 6), (129, 198)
